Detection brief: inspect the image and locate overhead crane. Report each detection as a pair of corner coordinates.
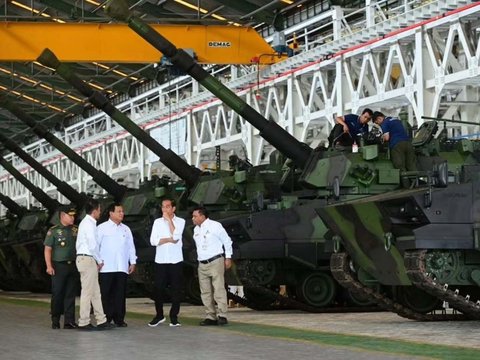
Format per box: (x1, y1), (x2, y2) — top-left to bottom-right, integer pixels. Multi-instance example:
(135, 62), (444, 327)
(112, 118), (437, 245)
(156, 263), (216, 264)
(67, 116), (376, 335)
(0, 22), (284, 65)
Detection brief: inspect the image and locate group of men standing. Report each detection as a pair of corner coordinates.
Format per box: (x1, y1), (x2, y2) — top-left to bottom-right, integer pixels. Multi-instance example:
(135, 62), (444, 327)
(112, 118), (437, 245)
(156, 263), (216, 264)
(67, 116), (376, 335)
(44, 198), (136, 330)
(44, 197), (233, 330)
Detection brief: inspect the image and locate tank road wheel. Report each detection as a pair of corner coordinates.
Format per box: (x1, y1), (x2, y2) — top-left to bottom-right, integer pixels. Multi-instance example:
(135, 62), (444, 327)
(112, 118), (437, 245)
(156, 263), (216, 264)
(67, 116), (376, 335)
(424, 251), (458, 283)
(397, 286), (441, 314)
(343, 288), (377, 307)
(296, 272), (337, 308)
(245, 260), (276, 286)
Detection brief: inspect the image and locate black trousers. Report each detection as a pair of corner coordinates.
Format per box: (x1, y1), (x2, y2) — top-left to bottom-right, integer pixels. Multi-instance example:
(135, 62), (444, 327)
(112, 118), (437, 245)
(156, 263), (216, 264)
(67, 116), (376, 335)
(153, 262), (183, 322)
(99, 272), (127, 324)
(51, 261), (79, 324)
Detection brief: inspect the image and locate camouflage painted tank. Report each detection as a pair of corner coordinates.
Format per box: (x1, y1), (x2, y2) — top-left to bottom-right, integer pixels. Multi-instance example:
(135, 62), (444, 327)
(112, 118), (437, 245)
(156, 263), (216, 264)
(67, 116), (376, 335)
(0, 154), (61, 291)
(318, 120), (480, 320)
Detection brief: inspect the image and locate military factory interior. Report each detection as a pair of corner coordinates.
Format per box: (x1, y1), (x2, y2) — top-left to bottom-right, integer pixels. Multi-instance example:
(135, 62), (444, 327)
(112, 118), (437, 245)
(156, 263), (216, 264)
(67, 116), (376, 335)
(1, 1), (480, 359)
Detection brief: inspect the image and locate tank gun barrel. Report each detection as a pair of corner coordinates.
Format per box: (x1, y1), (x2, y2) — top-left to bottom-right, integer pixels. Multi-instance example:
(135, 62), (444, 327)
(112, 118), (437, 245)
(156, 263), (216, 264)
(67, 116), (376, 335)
(0, 193), (26, 216)
(37, 49), (201, 188)
(0, 95), (127, 201)
(0, 155), (59, 212)
(0, 132), (85, 206)
(422, 116), (480, 127)
(104, 0), (312, 169)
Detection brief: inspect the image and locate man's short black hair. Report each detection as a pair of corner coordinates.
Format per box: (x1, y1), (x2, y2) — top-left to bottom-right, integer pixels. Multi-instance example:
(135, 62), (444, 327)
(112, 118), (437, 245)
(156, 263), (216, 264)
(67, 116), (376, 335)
(85, 197), (100, 215)
(192, 206), (209, 218)
(107, 202), (122, 213)
(162, 198), (176, 208)
(362, 108), (374, 117)
(372, 111), (385, 122)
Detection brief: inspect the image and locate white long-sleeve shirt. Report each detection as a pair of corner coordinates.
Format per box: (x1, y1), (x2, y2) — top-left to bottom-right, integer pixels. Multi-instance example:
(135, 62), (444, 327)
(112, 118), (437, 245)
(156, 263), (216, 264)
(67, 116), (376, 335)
(150, 215), (185, 264)
(193, 218), (232, 261)
(97, 219), (137, 274)
(76, 214), (101, 263)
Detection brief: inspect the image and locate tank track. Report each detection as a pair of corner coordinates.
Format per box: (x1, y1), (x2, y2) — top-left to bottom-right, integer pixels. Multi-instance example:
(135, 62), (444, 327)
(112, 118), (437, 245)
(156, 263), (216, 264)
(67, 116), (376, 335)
(405, 250), (480, 320)
(227, 278), (378, 313)
(330, 252), (464, 321)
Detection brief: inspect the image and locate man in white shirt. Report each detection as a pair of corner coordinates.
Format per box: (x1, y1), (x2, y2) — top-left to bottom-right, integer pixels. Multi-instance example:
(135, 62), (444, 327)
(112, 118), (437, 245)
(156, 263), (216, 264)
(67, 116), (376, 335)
(192, 206), (232, 326)
(98, 203), (137, 327)
(76, 198), (112, 330)
(148, 199), (185, 327)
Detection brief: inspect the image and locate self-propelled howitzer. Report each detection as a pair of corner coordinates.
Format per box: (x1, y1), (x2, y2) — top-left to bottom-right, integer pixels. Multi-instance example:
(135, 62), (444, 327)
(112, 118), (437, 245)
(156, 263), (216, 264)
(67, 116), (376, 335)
(0, 133), (94, 290)
(0, 193), (26, 289)
(0, 155), (63, 291)
(318, 122), (480, 320)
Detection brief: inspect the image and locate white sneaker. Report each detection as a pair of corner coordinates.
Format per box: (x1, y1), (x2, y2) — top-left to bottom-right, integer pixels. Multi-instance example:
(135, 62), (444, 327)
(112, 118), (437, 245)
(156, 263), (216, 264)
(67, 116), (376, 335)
(169, 322), (181, 327)
(148, 317), (166, 327)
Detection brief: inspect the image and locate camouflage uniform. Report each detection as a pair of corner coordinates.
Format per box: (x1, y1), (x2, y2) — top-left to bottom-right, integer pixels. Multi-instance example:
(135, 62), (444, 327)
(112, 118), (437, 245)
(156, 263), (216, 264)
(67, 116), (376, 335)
(44, 223), (79, 327)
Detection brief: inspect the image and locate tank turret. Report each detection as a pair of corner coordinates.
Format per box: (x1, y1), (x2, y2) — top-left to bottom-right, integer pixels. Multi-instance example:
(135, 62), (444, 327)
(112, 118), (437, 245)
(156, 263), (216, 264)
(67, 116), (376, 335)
(0, 131), (86, 207)
(0, 95), (127, 201)
(0, 155), (60, 213)
(37, 49), (202, 189)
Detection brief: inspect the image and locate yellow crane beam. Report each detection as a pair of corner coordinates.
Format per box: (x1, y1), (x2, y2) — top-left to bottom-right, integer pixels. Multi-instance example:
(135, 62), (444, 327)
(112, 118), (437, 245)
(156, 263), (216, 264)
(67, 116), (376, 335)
(0, 22), (282, 65)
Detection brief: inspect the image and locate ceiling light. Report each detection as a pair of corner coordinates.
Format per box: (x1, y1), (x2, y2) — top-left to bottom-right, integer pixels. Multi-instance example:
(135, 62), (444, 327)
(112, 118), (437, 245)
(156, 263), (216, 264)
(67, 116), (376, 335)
(0, 87), (67, 112)
(211, 14), (226, 21)
(11, 1), (65, 23)
(87, 81), (104, 91)
(92, 62), (139, 81)
(175, 0), (207, 14)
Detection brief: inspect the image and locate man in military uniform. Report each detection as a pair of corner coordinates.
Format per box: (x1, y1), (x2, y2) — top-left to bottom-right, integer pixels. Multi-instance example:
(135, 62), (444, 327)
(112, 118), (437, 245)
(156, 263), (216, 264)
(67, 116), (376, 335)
(44, 205), (79, 329)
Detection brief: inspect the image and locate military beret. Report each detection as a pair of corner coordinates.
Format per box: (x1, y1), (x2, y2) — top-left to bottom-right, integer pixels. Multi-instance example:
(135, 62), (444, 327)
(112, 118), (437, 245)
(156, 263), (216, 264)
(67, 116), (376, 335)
(59, 205), (77, 216)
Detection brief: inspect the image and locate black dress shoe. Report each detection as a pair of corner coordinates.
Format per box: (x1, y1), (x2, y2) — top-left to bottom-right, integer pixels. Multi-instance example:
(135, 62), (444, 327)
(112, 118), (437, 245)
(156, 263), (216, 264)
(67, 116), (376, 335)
(199, 318), (218, 326)
(52, 322), (60, 329)
(64, 323), (78, 329)
(217, 316), (228, 326)
(78, 324), (95, 331)
(97, 322), (114, 330)
(115, 322), (128, 328)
